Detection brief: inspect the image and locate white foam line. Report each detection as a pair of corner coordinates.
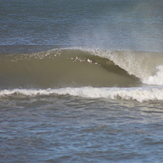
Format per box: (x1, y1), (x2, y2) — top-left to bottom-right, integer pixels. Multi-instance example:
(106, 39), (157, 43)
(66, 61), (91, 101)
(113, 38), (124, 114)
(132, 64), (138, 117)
(0, 87), (163, 102)
(54, 87), (163, 102)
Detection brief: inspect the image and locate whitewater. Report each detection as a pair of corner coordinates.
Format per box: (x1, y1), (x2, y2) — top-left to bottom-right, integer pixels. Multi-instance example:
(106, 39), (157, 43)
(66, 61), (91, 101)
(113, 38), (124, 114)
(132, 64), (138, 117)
(1, 86), (163, 103)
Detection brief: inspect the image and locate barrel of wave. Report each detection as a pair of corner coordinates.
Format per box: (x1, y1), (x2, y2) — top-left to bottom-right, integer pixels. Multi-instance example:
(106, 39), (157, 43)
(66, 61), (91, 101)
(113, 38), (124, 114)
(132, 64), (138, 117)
(98, 50), (163, 86)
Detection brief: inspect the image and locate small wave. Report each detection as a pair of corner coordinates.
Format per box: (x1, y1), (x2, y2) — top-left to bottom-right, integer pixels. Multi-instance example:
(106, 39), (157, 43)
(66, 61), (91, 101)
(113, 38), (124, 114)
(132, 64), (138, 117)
(52, 87), (163, 102)
(1, 87), (163, 102)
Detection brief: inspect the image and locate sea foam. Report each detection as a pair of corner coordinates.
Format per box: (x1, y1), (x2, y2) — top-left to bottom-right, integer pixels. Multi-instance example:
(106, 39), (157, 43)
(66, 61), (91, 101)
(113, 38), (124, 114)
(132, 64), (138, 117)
(1, 87), (163, 103)
(143, 65), (163, 85)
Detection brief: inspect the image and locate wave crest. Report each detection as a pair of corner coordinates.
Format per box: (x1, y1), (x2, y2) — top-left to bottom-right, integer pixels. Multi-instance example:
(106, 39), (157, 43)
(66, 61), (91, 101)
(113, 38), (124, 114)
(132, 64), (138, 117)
(0, 47), (163, 88)
(0, 48), (141, 88)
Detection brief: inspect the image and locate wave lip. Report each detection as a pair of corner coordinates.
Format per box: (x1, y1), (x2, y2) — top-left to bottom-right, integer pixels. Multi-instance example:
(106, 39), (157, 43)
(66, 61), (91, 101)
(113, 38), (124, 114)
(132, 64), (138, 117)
(1, 87), (163, 103)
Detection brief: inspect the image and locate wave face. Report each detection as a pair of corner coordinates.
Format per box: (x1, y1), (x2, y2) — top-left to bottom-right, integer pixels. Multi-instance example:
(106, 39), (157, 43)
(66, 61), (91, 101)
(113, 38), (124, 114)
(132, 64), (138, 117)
(0, 48), (163, 89)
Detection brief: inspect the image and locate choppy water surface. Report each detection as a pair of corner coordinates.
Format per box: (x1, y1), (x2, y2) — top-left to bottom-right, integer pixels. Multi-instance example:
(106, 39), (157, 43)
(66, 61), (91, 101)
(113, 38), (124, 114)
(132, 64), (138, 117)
(1, 93), (163, 163)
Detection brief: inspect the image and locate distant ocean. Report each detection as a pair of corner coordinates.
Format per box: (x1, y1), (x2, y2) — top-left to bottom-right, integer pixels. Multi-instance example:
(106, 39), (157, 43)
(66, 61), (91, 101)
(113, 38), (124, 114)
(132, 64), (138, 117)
(0, 0), (163, 162)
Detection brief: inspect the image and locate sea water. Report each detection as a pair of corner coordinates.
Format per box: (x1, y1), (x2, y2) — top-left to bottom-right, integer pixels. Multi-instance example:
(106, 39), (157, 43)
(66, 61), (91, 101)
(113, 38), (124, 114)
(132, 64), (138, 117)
(0, 0), (163, 162)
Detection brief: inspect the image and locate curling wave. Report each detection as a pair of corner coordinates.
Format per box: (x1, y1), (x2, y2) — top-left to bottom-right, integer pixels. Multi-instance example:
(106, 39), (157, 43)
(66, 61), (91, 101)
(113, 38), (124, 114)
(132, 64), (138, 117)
(0, 48), (163, 89)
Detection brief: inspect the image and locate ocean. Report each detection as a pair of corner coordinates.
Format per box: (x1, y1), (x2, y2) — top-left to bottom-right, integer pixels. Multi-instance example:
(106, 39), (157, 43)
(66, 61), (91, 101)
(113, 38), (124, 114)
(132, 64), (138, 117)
(0, 0), (163, 162)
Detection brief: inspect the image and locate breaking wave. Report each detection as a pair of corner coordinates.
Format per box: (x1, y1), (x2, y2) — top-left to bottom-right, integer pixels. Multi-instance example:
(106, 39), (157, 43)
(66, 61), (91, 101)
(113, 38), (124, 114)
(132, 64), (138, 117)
(1, 87), (163, 102)
(0, 47), (163, 102)
(0, 47), (163, 89)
